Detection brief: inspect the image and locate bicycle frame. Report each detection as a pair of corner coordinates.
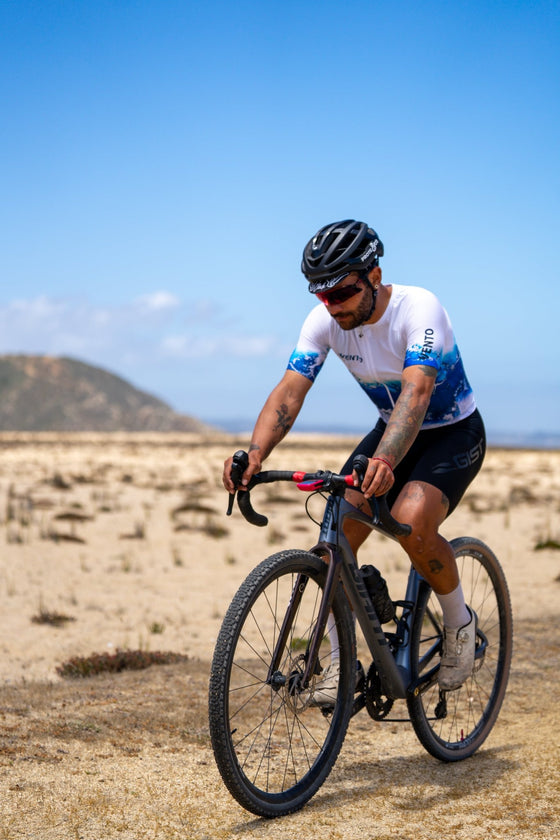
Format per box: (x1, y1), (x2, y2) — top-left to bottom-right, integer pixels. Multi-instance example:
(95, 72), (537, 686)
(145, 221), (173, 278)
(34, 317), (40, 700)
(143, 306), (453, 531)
(266, 491), (429, 702)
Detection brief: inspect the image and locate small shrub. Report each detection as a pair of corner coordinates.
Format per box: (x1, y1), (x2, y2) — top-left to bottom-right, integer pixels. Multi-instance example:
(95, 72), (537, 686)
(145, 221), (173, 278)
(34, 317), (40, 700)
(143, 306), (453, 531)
(119, 521), (146, 540)
(172, 501), (217, 518)
(534, 538), (560, 551)
(202, 517), (228, 539)
(267, 527), (285, 545)
(56, 649), (188, 678)
(171, 547), (184, 566)
(32, 608), (76, 627)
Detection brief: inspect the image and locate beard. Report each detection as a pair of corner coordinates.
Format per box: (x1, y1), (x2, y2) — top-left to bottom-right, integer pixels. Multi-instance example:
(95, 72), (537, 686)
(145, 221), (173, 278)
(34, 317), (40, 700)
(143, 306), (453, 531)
(331, 286), (375, 331)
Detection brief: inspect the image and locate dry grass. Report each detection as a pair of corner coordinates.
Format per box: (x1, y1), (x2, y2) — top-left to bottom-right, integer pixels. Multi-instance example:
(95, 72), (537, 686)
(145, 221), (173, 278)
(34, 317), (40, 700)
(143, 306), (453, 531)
(0, 619), (559, 839)
(0, 435), (559, 838)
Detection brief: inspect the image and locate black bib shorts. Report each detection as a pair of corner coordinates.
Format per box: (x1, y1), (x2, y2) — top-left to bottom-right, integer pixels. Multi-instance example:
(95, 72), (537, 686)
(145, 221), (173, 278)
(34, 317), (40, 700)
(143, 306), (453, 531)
(341, 408), (486, 518)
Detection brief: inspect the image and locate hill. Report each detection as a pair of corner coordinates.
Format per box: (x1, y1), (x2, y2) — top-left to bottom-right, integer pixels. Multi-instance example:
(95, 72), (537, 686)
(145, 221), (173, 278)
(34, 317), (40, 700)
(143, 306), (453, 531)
(0, 355), (210, 432)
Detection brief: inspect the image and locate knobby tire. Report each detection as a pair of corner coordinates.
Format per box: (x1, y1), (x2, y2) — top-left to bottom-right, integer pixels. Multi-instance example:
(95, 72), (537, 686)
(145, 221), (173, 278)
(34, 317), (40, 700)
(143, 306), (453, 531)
(208, 549), (356, 817)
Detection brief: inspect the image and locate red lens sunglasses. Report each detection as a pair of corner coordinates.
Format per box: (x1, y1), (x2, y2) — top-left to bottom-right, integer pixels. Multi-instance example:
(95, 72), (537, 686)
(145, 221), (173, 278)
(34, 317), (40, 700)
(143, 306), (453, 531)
(315, 274), (367, 306)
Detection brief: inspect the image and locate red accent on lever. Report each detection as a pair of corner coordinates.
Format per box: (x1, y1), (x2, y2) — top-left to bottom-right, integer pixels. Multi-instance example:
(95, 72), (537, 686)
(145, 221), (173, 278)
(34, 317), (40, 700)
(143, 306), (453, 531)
(296, 480), (325, 491)
(344, 475), (355, 486)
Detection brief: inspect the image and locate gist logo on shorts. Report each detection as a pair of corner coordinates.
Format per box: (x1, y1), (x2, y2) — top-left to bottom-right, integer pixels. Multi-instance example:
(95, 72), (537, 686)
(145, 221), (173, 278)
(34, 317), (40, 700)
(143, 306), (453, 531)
(432, 438), (485, 474)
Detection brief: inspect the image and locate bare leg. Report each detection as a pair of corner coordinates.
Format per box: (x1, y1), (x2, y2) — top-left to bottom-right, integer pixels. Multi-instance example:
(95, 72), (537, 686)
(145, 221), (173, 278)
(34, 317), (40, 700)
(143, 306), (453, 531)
(344, 482), (458, 592)
(390, 480), (457, 594)
(344, 481), (473, 688)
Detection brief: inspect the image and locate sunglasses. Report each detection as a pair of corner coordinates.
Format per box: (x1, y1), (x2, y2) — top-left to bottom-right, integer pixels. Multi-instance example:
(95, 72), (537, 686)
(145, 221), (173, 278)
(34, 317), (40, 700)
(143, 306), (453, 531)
(316, 278), (365, 306)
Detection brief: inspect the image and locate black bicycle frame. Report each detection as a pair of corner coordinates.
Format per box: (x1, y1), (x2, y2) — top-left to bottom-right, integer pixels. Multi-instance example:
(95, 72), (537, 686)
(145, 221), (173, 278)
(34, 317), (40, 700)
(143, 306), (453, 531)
(266, 493), (430, 701)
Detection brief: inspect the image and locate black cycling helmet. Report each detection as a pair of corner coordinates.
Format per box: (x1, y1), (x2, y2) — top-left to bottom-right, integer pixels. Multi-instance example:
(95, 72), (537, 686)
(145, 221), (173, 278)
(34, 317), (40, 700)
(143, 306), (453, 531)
(301, 219), (384, 293)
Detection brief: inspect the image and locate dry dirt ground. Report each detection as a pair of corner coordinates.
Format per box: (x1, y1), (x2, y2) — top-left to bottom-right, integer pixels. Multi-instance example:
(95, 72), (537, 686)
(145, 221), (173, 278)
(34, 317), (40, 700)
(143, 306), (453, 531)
(0, 434), (559, 839)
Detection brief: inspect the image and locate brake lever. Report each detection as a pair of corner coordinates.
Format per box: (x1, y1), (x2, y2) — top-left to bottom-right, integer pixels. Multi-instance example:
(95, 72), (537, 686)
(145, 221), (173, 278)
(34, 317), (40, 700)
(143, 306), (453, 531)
(226, 450), (249, 516)
(352, 454), (369, 485)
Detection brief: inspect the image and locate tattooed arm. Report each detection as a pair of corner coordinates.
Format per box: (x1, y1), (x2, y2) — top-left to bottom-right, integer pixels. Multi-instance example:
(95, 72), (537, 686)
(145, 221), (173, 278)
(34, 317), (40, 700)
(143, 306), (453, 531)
(359, 364), (436, 499)
(376, 364), (436, 465)
(222, 370), (312, 493)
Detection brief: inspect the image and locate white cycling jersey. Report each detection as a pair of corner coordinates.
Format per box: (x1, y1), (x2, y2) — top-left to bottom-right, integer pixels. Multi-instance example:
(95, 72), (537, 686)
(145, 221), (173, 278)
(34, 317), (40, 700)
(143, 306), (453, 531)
(287, 284), (476, 429)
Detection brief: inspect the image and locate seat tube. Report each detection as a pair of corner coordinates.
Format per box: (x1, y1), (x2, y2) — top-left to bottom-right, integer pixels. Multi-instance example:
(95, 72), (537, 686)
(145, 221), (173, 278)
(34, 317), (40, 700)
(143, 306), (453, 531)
(394, 568), (424, 674)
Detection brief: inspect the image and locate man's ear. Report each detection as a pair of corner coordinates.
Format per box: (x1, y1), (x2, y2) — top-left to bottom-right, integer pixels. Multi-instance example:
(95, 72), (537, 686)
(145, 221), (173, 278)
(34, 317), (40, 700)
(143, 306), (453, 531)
(368, 265), (382, 285)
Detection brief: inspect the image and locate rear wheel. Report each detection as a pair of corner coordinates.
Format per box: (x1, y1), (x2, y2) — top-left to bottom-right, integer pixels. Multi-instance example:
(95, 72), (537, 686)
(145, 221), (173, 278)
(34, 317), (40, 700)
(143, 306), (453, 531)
(208, 549), (356, 817)
(407, 537), (513, 761)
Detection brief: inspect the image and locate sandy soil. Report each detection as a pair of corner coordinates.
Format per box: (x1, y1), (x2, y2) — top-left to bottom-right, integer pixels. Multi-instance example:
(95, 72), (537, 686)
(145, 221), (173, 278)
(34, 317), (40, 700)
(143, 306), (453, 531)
(0, 433), (559, 838)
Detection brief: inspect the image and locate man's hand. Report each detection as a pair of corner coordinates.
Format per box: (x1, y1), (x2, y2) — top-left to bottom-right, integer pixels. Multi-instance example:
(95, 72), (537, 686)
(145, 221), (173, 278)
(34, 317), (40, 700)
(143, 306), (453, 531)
(354, 456), (395, 499)
(222, 449), (262, 494)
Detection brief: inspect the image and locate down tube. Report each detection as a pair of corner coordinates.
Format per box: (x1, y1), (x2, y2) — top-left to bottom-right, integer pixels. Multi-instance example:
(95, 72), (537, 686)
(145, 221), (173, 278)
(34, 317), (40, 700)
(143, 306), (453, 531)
(339, 558), (407, 699)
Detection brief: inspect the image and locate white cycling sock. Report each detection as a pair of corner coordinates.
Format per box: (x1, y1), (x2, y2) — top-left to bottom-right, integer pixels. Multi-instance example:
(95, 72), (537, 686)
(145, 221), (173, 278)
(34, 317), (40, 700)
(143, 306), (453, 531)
(436, 584), (470, 628)
(326, 612), (339, 663)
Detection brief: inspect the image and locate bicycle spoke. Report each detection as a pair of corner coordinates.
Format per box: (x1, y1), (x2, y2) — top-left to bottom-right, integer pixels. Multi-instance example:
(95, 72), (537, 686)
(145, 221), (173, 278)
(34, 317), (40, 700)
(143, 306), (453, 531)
(209, 550), (355, 815)
(407, 538), (512, 761)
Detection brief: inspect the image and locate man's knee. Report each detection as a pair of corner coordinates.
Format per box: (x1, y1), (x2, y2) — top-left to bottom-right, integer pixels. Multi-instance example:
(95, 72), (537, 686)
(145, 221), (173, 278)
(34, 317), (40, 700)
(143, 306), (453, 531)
(399, 526), (440, 564)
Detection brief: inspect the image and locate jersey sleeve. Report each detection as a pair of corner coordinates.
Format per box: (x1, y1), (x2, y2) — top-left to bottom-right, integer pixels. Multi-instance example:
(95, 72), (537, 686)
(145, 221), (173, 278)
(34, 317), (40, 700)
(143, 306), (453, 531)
(401, 289), (450, 372)
(286, 305), (330, 383)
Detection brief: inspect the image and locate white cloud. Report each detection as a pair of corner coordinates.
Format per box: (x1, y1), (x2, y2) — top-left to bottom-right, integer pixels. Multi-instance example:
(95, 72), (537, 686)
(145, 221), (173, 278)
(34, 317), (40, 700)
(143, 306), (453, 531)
(135, 291), (181, 312)
(8, 295), (68, 323)
(159, 333), (277, 359)
(0, 293), (282, 363)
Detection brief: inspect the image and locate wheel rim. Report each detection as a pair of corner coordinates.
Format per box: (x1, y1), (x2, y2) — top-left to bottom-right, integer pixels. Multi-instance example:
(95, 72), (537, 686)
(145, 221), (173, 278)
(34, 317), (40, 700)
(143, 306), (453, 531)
(223, 566), (350, 800)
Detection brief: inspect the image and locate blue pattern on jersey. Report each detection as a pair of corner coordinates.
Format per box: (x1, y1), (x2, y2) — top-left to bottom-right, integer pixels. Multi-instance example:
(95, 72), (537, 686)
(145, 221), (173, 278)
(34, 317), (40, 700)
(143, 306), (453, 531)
(357, 379), (401, 414)
(288, 343), (472, 425)
(355, 345), (471, 424)
(404, 343), (440, 369)
(429, 347), (472, 422)
(287, 350), (323, 381)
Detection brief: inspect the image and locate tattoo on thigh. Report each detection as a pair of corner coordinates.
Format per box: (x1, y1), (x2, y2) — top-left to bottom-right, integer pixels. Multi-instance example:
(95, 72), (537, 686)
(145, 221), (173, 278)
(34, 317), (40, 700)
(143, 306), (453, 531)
(403, 484), (426, 502)
(428, 558), (444, 575)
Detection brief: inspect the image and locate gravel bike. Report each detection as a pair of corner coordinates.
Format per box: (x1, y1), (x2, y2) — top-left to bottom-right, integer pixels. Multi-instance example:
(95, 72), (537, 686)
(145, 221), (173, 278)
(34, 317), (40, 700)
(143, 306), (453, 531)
(208, 451), (513, 818)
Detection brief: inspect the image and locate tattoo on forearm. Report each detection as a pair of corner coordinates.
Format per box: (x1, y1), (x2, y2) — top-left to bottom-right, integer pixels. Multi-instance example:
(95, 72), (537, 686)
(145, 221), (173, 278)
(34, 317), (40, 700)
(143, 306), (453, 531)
(249, 443), (261, 453)
(376, 380), (430, 466)
(274, 403), (293, 437)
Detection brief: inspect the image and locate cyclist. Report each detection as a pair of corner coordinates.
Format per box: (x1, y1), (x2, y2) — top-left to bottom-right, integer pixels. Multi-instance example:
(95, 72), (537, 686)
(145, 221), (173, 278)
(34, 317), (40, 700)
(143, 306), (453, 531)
(223, 219), (486, 692)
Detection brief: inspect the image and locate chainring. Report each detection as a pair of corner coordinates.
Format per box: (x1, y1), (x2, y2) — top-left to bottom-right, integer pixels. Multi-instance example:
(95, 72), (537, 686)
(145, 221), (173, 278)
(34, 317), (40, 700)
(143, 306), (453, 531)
(365, 662), (394, 720)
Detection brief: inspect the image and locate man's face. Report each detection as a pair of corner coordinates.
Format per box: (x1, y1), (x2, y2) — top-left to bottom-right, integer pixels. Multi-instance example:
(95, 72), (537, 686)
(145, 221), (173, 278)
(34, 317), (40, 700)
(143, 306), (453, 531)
(315, 273), (373, 331)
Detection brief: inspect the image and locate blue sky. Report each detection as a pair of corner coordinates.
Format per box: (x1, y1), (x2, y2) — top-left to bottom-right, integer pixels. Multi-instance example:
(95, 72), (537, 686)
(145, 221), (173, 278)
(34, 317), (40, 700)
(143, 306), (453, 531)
(1, 0), (558, 437)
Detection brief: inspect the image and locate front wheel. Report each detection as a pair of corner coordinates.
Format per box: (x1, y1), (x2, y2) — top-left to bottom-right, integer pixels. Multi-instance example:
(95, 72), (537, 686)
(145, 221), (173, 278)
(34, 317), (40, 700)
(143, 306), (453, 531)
(407, 537), (513, 761)
(208, 549), (356, 817)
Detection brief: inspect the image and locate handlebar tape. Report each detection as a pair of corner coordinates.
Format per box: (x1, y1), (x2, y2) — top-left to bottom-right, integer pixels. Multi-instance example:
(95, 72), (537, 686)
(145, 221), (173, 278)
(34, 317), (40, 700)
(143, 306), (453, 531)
(237, 489), (268, 527)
